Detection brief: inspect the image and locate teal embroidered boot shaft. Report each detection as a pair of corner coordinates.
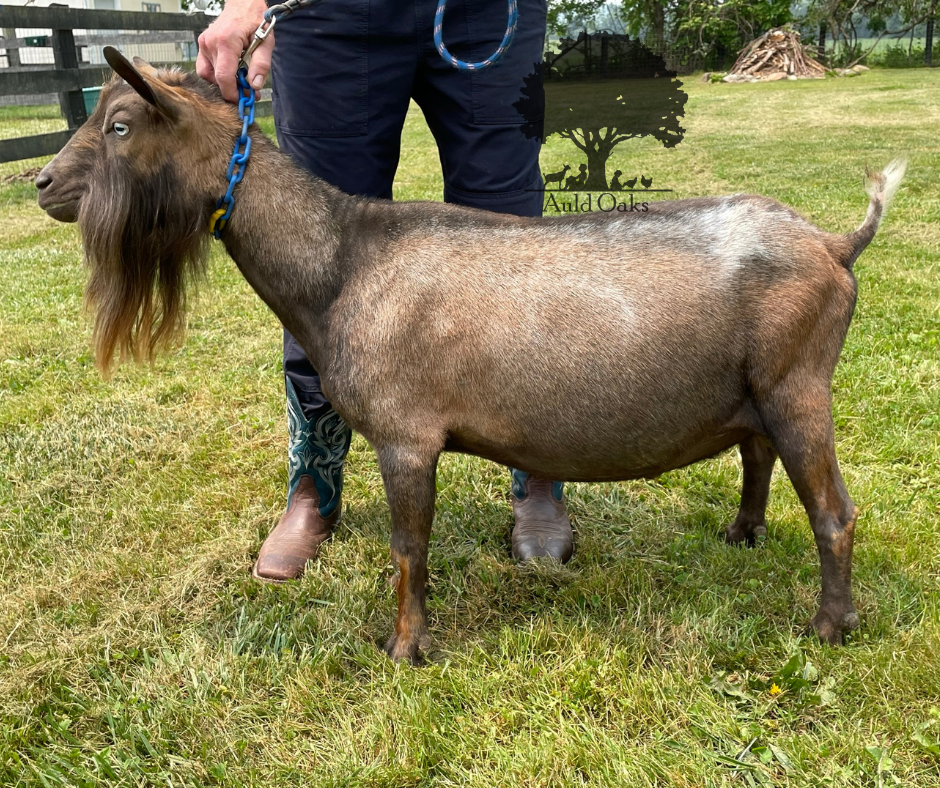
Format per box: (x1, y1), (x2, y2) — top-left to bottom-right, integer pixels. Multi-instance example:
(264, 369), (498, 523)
(510, 469), (574, 563)
(253, 377), (352, 581)
(284, 376), (350, 517)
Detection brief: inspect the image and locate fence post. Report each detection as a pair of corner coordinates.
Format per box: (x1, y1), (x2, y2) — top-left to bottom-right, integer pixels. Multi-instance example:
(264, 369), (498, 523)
(51, 27), (87, 130)
(3, 28), (20, 67)
(926, 4), (935, 66)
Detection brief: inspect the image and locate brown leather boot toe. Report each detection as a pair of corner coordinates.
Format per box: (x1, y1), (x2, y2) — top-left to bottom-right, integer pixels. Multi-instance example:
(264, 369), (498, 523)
(511, 476), (574, 564)
(253, 475), (340, 582)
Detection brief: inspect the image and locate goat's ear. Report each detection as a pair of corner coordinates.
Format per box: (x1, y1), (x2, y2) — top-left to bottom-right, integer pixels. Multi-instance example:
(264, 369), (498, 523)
(103, 46), (182, 122)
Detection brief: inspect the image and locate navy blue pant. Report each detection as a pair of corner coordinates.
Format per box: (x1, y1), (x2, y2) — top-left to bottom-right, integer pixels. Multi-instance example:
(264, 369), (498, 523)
(271, 0), (547, 416)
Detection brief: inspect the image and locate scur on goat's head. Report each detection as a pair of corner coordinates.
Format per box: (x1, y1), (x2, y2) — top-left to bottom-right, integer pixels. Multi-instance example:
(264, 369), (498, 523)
(36, 47), (240, 372)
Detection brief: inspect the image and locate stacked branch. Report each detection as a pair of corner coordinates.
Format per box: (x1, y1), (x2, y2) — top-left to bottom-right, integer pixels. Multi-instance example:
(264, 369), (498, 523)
(723, 27), (827, 82)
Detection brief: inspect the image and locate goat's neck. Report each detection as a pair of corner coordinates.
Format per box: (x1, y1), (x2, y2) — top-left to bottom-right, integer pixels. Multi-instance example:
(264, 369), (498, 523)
(219, 131), (353, 371)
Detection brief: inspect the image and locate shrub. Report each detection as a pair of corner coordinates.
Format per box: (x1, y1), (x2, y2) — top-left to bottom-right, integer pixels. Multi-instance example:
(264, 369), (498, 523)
(866, 42), (932, 68)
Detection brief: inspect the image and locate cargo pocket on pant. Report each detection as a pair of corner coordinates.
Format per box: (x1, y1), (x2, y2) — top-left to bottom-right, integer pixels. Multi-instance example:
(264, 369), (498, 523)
(467, 0), (546, 125)
(271, 0), (369, 137)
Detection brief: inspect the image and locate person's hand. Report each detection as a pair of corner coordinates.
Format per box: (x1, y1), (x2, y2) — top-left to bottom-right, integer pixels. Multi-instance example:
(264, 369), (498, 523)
(196, 0), (272, 103)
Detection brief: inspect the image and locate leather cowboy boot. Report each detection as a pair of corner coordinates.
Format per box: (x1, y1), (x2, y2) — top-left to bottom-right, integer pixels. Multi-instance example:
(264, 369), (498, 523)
(510, 470), (574, 563)
(253, 377), (352, 581)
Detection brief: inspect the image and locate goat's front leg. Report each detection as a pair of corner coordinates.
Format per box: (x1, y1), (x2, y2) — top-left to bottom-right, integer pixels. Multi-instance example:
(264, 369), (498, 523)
(377, 444), (439, 664)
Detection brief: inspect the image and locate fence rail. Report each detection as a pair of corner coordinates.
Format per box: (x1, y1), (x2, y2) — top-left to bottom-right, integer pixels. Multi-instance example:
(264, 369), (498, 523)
(3, 31), (199, 49)
(0, 66), (112, 97)
(0, 6), (212, 164)
(0, 6), (209, 33)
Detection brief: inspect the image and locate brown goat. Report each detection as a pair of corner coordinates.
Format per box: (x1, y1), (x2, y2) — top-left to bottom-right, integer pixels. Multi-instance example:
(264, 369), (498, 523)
(36, 49), (904, 663)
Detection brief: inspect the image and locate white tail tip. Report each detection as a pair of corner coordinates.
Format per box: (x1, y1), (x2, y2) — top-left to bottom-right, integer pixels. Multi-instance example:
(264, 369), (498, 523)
(866, 158), (907, 208)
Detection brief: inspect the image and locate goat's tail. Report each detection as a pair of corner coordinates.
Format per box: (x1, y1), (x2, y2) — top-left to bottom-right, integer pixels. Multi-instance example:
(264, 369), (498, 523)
(840, 158), (906, 270)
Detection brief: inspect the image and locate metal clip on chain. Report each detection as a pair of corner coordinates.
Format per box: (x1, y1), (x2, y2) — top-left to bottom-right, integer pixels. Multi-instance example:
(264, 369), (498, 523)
(208, 67), (256, 239)
(241, 0), (322, 69)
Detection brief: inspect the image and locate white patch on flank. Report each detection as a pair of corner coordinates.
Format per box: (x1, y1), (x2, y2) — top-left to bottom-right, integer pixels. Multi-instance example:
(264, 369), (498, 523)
(602, 288), (636, 325)
(697, 200), (767, 275)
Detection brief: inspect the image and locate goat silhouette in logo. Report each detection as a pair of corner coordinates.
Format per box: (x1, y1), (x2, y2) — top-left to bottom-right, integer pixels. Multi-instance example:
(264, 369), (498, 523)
(543, 164), (571, 190)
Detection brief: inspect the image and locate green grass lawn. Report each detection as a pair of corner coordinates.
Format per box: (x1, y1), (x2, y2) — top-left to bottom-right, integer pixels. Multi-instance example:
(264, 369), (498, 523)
(1, 69), (939, 786)
(0, 103), (66, 138)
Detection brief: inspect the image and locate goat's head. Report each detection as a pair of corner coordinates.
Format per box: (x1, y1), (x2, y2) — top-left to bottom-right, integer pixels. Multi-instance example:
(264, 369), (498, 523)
(36, 48), (240, 371)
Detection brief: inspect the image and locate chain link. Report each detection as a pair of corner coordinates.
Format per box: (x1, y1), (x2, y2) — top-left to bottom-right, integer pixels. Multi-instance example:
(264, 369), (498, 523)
(209, 67), (256, 239)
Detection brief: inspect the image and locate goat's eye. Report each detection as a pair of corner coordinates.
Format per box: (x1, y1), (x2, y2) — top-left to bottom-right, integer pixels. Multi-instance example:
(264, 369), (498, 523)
(112, 122), (129, 136)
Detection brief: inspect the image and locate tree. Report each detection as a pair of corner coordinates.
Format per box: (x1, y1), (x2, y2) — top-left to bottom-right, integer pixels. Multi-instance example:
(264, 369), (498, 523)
(547, 0), (622, 38)
(671, 0), (793, 68)
(618, 0), (668, 48)
(514, 39), (687, 191)
(926, 0), (936, 65)
(805, 0), (938, 66)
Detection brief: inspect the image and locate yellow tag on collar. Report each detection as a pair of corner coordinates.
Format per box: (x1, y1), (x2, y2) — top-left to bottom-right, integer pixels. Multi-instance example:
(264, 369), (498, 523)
(208, 207), (228, 235)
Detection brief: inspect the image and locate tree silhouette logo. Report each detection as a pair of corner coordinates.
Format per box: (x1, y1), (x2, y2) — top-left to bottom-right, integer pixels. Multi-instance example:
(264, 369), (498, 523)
(515, 33), (688, 200)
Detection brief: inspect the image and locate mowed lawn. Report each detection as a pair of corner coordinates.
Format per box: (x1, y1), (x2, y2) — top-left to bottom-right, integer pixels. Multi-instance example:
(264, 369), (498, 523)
(1, 69), (939, 787)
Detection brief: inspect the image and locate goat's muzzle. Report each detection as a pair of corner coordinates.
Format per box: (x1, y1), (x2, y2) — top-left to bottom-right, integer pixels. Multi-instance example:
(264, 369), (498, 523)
(36, 163), (80, 223)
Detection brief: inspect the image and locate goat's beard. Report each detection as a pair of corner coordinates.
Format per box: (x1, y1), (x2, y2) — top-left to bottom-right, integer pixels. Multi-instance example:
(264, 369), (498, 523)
(79, 157), (209, 373)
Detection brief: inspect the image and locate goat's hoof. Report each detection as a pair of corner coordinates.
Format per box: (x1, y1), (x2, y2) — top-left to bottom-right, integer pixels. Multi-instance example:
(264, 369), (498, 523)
(383, 631), (426, 665)
(724, 519), (767, 547)
(810, 606), (860, 645)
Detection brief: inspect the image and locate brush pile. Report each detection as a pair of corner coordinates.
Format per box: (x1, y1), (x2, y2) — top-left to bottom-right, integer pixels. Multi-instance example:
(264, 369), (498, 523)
(722, 27), (827, 82)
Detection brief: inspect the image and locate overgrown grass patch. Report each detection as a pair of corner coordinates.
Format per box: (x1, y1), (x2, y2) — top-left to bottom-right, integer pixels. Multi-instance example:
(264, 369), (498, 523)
(1, 69), (939, 786)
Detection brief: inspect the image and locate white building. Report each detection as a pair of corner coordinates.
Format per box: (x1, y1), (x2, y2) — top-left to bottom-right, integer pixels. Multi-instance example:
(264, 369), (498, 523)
(2, 0), (195, 68)
(2, 0), (182, 11)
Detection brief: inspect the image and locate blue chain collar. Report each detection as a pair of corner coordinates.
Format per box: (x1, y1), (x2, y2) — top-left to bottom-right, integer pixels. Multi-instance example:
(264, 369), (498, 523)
(209, 67), (255, 239)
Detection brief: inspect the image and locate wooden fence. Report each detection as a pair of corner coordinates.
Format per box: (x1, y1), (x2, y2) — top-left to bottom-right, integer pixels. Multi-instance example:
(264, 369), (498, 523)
(0, 6), (212, 163)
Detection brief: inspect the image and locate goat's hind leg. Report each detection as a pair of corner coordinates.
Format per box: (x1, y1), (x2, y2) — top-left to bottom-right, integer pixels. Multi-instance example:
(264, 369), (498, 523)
(726, 434), (777, 546)
(377, 443), (439, 664)
(763, 395), (859, 644)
